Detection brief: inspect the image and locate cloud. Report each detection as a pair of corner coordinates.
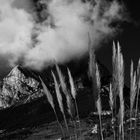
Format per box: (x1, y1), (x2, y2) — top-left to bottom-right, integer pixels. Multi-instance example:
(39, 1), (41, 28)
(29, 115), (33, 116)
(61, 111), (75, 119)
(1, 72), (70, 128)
(0, 0), (34, 66)
(0, 0), (125, 70)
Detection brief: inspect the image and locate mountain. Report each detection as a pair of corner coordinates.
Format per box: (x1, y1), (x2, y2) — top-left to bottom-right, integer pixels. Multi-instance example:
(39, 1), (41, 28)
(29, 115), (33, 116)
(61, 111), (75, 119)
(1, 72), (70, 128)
(0, 65), (44, 109)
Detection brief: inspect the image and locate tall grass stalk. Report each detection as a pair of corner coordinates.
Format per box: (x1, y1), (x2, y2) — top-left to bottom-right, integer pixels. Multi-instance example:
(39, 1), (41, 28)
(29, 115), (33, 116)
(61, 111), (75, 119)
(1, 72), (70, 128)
(130, 61), (137, 140)
(88, 33), (103, 139)
(117, 44), (124, 140)
(55, 65), (77, 139)
(109, 83), (115, 140)
(134, 59), (140, 140)
(112, 42), (118, 140)
(112, 42), (118, 114)
(97, 97), (103, 140)
(55, 64), (74, 119)
(95, 63), (104, 140)
(52, 71), (70, 135)
(112, 42), (124, 140)
(67, 68), (82, 136)
(88, 33), (97, 111)
(39, 77), (64, 137)
(119, 54), (125, 140)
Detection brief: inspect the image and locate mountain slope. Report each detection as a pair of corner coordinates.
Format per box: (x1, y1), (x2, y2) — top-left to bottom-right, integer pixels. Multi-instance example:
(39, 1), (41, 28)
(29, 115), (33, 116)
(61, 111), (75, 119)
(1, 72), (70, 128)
(0, 65), (44, 109)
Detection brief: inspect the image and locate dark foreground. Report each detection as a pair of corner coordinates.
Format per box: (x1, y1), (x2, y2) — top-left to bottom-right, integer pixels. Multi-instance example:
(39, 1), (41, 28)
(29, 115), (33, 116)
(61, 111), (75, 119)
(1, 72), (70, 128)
(1, 110), (140, 140)
(0, 93), (140, 140)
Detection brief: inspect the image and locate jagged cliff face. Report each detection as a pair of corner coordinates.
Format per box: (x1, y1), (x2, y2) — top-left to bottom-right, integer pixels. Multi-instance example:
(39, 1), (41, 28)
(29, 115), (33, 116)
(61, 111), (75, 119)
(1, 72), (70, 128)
(0, 66), (44, 108)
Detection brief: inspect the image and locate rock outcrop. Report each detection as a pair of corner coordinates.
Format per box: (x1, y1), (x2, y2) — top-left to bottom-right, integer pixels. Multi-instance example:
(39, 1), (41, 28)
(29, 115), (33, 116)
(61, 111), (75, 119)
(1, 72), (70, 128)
(0, 66), (44, 109)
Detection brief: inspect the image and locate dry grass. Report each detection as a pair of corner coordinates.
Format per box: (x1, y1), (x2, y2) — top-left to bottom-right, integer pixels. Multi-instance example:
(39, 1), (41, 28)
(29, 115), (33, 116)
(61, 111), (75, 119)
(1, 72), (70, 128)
(55, 64), (74, 119)
(39, 77), (64, 137)
(55, 65), (78, 139)
(95, 63), (104, 140)
(51, 71), (70, 135)
(109, 83), (115, 139)
(40, 77), (54, 109)
(109, 42), (140, 140)
(111, 42), (125, 140)
(67, 68), (77, 100)
(40, 41), (140, 140)
(67, 68), (82, 137)
(130, 61), (137, 140)
(88, 33), (97, 111)
(134, 59), (140, 140)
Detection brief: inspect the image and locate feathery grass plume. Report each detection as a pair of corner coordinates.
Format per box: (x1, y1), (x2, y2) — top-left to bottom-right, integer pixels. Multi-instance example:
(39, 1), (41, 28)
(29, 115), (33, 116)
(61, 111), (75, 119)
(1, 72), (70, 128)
(97, 97), (103, 140)
(88, 32), (97, 111)
(130, 61), (137, 110)
(95, 63), (104, 140)
(40, 77), (54, 109)
(67, 68), (77, 99)
(66, 93), (74, 119)
(39, 76), (64, 137)
(109, 83), (115, 140)
(55, 65), (77, 139)
(112, 42), (124, 140)
(117, 42), (124, 140)
(51, 71), (69, 135)
(134, 59), (140, 140)
(112, 41), (118, 110)
(95, 63), (101, 92)
(88, 32), (94, 79)
(55, 64), (74, 118)
(67, 68), (82, 136)
(112, 42), (120, 140)
(109, 84), (113, 111)
(55, 64), (67, 94)
(118, 47), (124, 140)
(130, 61), (137, 140)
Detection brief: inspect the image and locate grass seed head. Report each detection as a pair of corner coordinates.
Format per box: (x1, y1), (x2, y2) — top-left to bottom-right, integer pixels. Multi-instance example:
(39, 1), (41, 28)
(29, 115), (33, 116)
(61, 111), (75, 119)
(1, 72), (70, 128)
(52, 71), (64, 114)
(67, 68), (77, 99)
(40, 77), (55, 109)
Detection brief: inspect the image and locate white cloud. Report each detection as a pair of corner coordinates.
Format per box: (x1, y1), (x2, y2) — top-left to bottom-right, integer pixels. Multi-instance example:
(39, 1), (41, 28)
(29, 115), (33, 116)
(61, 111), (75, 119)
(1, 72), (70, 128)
(0, 0), (125, 70)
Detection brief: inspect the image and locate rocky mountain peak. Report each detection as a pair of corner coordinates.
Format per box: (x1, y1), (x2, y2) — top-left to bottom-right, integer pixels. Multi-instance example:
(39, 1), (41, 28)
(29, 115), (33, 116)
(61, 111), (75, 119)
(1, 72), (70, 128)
(0, 65), (44, 109)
